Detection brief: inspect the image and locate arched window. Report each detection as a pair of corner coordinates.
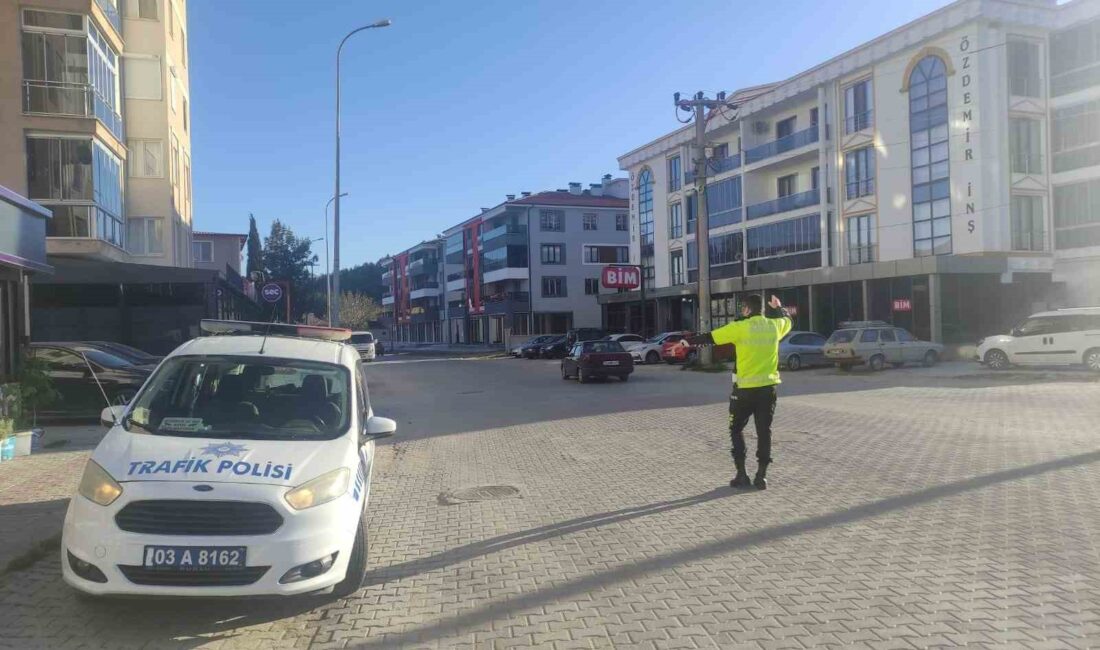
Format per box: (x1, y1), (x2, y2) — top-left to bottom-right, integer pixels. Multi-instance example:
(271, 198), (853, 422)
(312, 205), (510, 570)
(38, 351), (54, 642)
(637, 168), (654, 289)
(909, 55), (951, 257)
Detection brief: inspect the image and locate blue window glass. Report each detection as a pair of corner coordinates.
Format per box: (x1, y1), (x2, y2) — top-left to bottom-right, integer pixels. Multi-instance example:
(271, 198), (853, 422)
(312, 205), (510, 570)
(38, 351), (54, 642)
(909, 56), (951, 257)
(638, 168), (654, 289)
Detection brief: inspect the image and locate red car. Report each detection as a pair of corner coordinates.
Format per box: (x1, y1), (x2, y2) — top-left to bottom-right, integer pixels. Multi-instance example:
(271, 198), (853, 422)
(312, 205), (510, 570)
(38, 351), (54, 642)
(561, 340), (634, 383)
(662, 332), (735, 363)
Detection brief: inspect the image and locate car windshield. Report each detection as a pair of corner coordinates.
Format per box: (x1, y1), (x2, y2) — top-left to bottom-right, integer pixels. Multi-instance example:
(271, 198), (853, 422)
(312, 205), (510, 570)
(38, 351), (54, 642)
(123, 355), (351, 441)
(828, 330), (857, 344)
(350, 333), (374, 344)
(70, 347), (137, 369)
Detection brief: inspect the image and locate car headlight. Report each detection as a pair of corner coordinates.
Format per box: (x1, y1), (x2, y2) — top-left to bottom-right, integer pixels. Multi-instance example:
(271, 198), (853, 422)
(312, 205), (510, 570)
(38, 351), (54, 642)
(284, 467), (350, 510)
(78, 459), (123, 506)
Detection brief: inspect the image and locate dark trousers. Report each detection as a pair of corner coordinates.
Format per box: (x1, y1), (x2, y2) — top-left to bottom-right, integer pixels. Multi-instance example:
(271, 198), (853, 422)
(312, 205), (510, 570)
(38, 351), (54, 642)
(728, 385), (777, 465)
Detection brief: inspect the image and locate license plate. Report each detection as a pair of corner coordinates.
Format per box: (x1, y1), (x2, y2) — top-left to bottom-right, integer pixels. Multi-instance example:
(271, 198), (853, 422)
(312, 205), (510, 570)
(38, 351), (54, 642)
(603, 360), (620, 366)
(143, 546), (246, 571)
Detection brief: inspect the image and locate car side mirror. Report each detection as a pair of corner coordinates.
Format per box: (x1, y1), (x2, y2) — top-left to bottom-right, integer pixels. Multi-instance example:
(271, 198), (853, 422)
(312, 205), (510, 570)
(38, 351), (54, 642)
(100, 405), (125, 428)
(362, 415), (396, 442)
(1010, 327), (1021, 337)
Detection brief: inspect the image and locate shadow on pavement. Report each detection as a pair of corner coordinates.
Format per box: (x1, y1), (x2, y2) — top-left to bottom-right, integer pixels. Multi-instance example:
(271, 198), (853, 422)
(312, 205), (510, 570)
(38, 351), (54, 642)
(366, 486), (738, 584)
(0, 498), (68, 574)
(356, 448), (1100, 647)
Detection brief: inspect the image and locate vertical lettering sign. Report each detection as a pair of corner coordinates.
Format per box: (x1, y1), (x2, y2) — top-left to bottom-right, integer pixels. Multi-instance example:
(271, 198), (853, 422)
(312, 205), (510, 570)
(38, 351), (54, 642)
(955, 33), (980, 250)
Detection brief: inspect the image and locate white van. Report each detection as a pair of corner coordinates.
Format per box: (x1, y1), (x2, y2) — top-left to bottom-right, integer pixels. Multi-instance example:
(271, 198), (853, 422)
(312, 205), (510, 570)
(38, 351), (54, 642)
(62, 320), (396, 598)
(349, 331), (376, 360)
(976, 307), (1100, 371)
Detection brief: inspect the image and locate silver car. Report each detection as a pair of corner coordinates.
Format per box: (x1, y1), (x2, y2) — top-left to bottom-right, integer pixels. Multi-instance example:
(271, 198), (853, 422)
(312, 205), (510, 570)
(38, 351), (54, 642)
(824, 321), (943, 371)
(779, 331), (828, 371)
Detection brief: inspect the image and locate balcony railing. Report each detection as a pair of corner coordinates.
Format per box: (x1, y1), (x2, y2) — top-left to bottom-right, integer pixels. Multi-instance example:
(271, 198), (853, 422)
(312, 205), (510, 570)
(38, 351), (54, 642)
(446, 271), (466, 283)
(411, 281), (440, 291)
(1052, 62), (1100, 98)
(709, 207), (742, 229)
(844, 110), (874, 134)
(95, 0), (122, 34)
(744, 125), (819, 164)
(845, 178), (875, 200)
(746, 188), (820, 220)
(407, 258), (438, 276)
(44, 203), (125, 249)
(23, 80), (123, 141)
(685, 153), (742, 183)
(485, 291), (529, 304)
(479, 223), (527, 243)
(1011, 153), (1044, 175)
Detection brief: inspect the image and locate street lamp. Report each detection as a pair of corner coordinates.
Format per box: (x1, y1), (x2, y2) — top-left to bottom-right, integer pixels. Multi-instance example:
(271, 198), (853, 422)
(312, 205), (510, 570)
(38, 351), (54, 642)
(324, 192), (348, 325)
(333, 18), (391, 329)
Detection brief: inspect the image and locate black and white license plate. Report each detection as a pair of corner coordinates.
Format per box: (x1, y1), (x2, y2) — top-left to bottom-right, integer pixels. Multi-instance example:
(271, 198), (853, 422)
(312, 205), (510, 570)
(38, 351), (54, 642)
(602, 360), (620, 366)
(143, 546), (246, 570)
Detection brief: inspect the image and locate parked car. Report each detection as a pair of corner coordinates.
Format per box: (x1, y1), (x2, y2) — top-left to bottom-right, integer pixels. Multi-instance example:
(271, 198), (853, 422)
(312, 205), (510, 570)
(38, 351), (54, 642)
(604, 333), (646, 350)
(779, 331), (829, 371)
(629, 331), (688, 365)
(84, 341), (162, 367)
(564, 328), (607, 347)
(661, 332), (698, 364)
(513, 335), (555, 358)
(561, 340), (634, 383)
(976, 307), (1100, 371)
(349, 331), (377, 361)
(824, 322), (942, 371)
(30, 342), (153, 419)
(539, 336), (571, 359)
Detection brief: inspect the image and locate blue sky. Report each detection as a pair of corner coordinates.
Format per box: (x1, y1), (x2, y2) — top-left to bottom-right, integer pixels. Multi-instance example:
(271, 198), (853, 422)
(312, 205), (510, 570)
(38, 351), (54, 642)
(189, 0), (947, 269)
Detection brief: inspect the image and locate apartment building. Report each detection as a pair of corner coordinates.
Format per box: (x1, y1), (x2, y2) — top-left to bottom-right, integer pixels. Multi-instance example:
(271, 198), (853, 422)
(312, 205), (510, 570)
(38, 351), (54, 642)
(121, 0), (193, 266)
(379, 177), (630, 345)
(608, 0), (1100, 345)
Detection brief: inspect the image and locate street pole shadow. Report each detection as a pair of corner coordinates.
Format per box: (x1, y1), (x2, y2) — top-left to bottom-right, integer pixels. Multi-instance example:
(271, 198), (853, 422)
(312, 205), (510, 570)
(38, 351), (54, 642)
(365, 486), (739, 585)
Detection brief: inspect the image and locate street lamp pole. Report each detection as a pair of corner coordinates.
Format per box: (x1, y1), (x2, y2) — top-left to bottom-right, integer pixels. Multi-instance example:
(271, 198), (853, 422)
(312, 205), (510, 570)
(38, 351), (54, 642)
(333, 18), (391, 329)
(324, 193), (347, 325)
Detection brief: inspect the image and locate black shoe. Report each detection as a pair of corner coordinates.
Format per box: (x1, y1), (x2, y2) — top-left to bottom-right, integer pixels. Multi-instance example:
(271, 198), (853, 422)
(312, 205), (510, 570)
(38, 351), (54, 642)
(729, 472), (751, 489)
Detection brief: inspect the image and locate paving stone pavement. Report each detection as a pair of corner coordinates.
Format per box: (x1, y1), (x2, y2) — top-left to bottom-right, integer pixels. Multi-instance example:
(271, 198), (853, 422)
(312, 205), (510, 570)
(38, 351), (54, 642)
(1, 362), (1099, 649)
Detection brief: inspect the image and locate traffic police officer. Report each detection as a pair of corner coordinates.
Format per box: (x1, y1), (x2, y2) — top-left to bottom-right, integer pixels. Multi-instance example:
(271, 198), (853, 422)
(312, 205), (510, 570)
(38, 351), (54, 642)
(683, 294), (791, 490)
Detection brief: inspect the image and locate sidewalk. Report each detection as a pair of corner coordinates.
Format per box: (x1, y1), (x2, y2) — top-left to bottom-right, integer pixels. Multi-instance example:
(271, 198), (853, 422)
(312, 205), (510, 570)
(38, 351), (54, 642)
(0, 424), (104, 574)
(384, 342), (506, 357)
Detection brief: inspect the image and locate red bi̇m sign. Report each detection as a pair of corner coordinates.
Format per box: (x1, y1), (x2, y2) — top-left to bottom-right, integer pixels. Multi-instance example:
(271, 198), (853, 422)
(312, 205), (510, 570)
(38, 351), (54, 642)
(893, 298), (912, 312)
(601, 266), (640, 290)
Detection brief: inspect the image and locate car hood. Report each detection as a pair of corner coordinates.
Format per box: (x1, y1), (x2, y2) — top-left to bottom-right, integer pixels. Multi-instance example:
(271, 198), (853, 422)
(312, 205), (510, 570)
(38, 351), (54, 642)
(93, 428), (351, 487)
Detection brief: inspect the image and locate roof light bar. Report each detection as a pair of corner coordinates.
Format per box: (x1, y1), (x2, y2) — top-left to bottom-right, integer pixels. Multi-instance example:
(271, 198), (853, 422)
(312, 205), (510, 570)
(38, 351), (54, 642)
(199, 320), (352, 342)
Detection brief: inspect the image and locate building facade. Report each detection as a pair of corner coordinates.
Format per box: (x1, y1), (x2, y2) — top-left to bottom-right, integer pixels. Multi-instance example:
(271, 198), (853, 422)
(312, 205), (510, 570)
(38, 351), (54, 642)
(380, 177), (630, 345)
(607, 0), (1100, 346)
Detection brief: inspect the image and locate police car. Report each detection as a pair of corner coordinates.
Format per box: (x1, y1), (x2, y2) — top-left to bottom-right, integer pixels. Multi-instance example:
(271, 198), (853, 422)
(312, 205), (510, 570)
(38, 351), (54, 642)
(62, 320), (396, 598)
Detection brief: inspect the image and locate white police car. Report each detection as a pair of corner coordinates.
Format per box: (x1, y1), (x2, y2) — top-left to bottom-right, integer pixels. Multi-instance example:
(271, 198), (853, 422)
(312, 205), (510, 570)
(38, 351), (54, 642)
(62, 320), (396, 598)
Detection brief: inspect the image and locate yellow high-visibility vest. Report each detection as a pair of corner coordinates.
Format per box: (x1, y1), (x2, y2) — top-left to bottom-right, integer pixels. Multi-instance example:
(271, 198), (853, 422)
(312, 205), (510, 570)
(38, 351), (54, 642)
(711, 314), (792, 388)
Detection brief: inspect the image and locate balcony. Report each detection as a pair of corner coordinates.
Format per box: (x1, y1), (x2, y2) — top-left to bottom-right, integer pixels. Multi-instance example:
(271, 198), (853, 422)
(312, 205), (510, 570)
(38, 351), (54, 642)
(382, 295), (394, 306)
(409, 282), (441, 300)
(844, 110), (874, 134)
(95, 0), (122, 34)
(479, 223), (527, 243)
(482, 291), (530, 316)
(744, 125), (819, 165)
(845, 178), (875, 201)
(709, 207), (742, 229)
(685, 153), (742, 183)
(746, 188), (820, 221)
(406, 258), (438, 277)
(408, 306), (440, 322)
(23, 80), (124, 141)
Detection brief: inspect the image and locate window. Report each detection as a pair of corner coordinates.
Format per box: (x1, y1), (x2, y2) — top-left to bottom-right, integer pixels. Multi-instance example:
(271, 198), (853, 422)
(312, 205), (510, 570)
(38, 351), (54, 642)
(1011, 195), (1045, 251)
(638, 168), (655, 290)
(615, 213), (628, 231)
(192, 240), (212, 263)
(707, 176), (742, 228)
(668, 202), (683, 239)
(22, 9), (84, 30)
(1051, 16), (1100, 96)
(686, 194), (696, 234)
(896, 329), (914, 342)
(170, 133), (180, 186)
(777, 174), (797, 198)
(670, 250), (684, 285)
(668, 155), (681, 192)
(138, 0), (158, 19)
(776, 116), (796, 140)
(583, 213), (598, 231)
(128, 217), (164, 256)
(28, 136), (124, 247)
(860, 329), (879, 343)
(540, 243), (564, 264)
(1010, 118), (1043, 174)
(539, 209), (564, 231)
(847, 214), (875, 264)
(1008, 39), (1041, 98)
(583, 245), (629, 264)
(746, 214), (821, 275)
(169, 67), (178, 113)
(167, 0), (175, 36)
(1052, 100), (1100, 173)
(909, 55), (951, 257)
(584, 278), (600, 295)
(541, 276), (566, 298)
(26, 138), (93, 201)
(1015, 316), (1056, 337)
(183, 96), (188, 132)
(21, 14), (89, 116)
(1054, 178), (1100, 250)
(708, 231), (743, 267)
(182, 153), (192, 220)
(845, 147), (875, 198)
(128, 139), (163, 177)
(711, 143), (729, 161)
(844, 79), (874, 133)
(181, 29), (188, 68)
(879, 329), (897, 343)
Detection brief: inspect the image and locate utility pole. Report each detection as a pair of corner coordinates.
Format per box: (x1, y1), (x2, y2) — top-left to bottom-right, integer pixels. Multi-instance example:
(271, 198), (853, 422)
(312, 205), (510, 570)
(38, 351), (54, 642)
(675, 91), (729, 365)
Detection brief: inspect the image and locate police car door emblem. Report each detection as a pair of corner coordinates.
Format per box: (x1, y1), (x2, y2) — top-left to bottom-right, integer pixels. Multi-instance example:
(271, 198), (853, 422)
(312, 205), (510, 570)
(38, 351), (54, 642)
(200, 442), (249, 458)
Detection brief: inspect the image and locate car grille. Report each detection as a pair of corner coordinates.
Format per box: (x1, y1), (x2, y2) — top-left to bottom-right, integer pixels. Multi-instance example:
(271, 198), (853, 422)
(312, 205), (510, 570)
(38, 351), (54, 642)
(119, 565), (269, 587)
(115, 500), (284, 536)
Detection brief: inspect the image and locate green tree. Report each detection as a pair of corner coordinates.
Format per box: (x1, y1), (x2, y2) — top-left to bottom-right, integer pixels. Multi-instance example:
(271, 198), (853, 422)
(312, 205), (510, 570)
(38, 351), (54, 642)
(246, 214), (263, 278)
(262, 220), (317, 321)
(337, 291), (383, 330)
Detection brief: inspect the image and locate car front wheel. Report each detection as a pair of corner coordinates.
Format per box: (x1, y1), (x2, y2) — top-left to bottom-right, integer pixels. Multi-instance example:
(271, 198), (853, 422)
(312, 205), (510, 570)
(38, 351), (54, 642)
(786, 354), (801, 371)
(984, 349), (1010, 370)
(645, 351), (660, 365)
(922, 350), (939, 367)
(869, 355), (885, 372)
(333, 510), (368, 598)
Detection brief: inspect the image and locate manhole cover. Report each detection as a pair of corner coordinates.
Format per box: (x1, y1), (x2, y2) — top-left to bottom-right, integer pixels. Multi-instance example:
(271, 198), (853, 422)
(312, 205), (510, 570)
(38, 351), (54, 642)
(439, 485), (521, 505)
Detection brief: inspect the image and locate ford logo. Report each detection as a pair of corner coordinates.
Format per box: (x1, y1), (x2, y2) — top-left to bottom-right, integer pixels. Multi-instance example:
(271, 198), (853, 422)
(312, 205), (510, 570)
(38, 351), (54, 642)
(192, 485), (214, 492)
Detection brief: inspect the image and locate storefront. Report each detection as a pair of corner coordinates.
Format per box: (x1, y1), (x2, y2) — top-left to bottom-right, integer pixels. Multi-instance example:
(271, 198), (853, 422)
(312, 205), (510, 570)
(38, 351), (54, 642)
(0, 186), (53, 380)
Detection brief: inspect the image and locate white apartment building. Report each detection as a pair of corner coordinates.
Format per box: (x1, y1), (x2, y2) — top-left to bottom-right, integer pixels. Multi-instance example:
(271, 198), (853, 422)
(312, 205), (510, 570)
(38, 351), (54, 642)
(607, 0), (1100, 345)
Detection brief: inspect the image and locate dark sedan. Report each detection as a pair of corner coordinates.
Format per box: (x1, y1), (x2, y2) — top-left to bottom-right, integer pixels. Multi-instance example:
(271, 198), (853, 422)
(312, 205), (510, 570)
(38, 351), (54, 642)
(517, 335), (556, 359)
(539, 336), (570, 359)
(30, 342), (153, 419)
(83, 341), (162, 367)
(561, 340), (634, 383)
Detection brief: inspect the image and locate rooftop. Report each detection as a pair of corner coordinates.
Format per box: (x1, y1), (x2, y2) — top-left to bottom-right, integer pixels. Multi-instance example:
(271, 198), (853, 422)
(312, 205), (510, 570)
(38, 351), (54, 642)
(168, 334), (350, 365)
(506, 190), (627, 208)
